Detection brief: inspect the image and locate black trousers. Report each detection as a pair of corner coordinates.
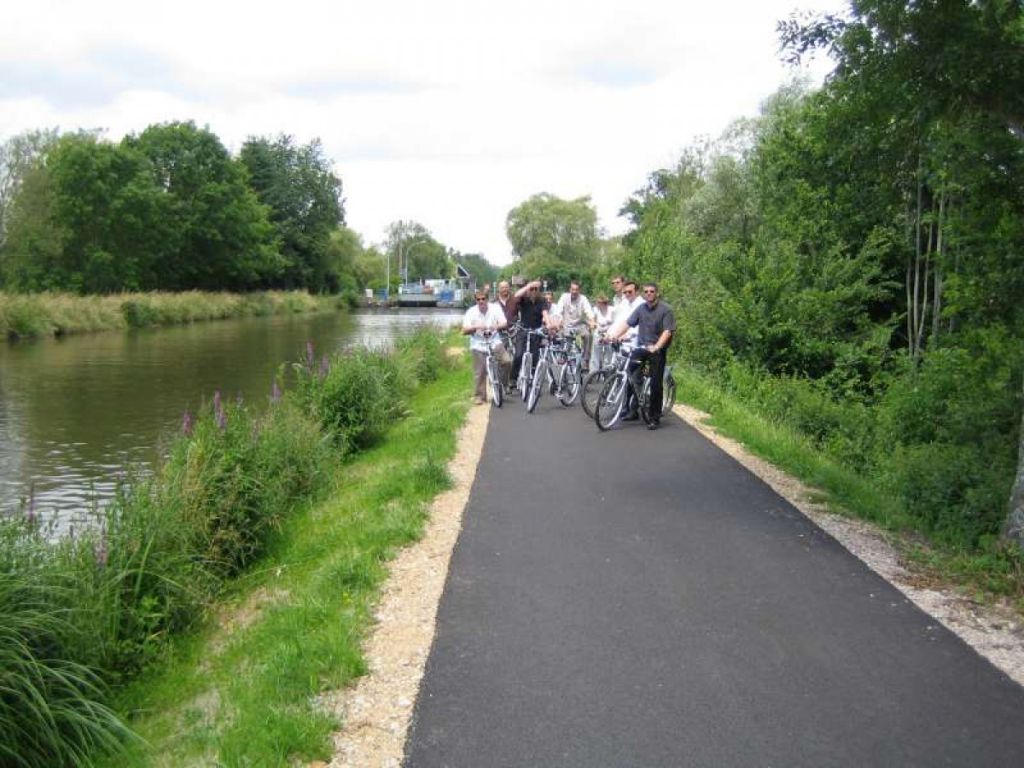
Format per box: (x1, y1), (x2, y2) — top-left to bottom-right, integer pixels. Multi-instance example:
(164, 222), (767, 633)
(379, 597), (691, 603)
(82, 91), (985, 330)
(513, 328), (543, 382)
(626, 347), (666, 419)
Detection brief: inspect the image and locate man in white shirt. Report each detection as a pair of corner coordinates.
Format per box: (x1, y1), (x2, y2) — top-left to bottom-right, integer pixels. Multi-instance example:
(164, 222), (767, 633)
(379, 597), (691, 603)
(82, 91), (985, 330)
(462, 291), (510, 404)
(610, 275), (627, 311)
(606, 280), (643, 341)
(554, 280), (597, 371)
(591, 294), (615, 370)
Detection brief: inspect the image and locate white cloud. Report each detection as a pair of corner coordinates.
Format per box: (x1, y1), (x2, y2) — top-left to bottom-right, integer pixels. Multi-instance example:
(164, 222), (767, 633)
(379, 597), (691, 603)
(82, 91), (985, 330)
(1, 0), (846, 265)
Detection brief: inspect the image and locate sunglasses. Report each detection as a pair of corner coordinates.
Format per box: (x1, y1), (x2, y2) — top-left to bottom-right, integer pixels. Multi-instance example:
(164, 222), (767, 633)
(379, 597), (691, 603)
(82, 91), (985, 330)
(643, 289), (657, 294)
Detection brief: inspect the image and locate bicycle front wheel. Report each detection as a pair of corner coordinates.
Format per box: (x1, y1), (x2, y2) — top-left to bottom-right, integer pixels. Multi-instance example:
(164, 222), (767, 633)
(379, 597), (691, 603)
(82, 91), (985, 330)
(581, 369), (609, 418)
(519, 353), (532, 403)
(638, 377), (654, 425)
(527, 359), (547, 413)
(662, 374), (676, 415)
(595, 372), (627, 431)
(488, 356), (503, 408)
(558, 362), (581, 406)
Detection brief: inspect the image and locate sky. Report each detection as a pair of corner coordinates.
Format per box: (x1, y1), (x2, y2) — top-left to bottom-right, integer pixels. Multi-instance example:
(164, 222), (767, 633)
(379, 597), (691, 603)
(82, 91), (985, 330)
(1, 0), (845, 266)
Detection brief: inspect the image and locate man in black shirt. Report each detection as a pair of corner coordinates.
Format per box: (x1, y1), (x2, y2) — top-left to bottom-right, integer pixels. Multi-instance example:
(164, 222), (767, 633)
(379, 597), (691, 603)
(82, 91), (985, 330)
(609, 281), (675, 429)
(511, 279), (550, 386)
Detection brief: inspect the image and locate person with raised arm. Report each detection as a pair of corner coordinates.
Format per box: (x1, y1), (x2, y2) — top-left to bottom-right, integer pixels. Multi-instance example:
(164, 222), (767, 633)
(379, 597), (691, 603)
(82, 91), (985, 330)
(510, 279), (550, 386)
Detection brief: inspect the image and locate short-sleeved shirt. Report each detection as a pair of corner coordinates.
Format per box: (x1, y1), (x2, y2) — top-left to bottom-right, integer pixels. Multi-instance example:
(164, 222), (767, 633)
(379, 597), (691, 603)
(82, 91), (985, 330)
(517, 297), (550, 330)
(555, 293), (594, 329)
(463, 302), (507, 353)
(612, 296), (644, 340)
(626, 300), (676, 348)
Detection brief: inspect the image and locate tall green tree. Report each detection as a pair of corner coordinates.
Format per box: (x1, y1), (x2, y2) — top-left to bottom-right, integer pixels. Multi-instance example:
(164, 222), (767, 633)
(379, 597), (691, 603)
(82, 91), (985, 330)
(239, 135), (344, 291)
(384, 221), (451, 286)
(453, 251), (498, 289)
(1, 160), (66, 290)
(505, 193), (599, 281)
(0, 129), (59, 254)
(125, 122), (280, 290)
(779, 0), (1024, 358)
(2, 133), (178, 292)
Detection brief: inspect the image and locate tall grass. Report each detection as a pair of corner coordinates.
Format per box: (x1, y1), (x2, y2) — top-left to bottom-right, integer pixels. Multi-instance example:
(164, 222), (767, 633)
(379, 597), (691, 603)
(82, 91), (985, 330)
(0, 324), (457, 765)
(0, 290), (338, 340)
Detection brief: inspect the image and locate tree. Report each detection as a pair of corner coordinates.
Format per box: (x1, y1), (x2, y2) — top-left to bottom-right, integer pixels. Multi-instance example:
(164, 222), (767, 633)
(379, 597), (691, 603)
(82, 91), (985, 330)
(323, 225), (367, 295)
(779, 0), (1024, 359)
(505, 193), (599, 277)
(0, 129), (59, 252)
(239, 135), (344, 291)
(384, 221), (450, 286)
(1, 161), (66, 290)
(780, 0), (1024, 543)
(3, 133), (178, 292)
(453, 251), (498, 289)
(125, 121), (280, 290)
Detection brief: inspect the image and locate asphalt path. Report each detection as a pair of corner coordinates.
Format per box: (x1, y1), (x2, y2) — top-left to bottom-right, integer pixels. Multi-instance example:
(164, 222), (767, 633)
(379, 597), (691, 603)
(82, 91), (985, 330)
(403, 394), (1024, 767)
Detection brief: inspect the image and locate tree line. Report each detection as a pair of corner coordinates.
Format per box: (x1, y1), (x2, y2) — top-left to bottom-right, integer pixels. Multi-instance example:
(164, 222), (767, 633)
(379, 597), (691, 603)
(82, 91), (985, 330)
(0, 122), (496, 298)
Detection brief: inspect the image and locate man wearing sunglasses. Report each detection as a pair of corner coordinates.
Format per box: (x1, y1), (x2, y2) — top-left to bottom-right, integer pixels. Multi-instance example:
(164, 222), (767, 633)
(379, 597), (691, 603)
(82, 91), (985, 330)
(607, 282), (675, 430)
(510, 279), (551, 389)
(463, 291), (510, 404)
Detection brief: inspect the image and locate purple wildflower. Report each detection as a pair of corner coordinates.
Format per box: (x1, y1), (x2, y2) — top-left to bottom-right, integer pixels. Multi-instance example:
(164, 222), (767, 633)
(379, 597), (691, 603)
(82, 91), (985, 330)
(270, 379), (282, 403)
(319, 354), (330, 378)
(306, 341), (315, 371)
(182, 410), (194, 437)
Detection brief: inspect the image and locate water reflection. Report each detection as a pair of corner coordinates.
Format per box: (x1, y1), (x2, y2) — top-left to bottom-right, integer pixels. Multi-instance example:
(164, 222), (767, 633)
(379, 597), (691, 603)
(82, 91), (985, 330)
(0, 308), (462, 521)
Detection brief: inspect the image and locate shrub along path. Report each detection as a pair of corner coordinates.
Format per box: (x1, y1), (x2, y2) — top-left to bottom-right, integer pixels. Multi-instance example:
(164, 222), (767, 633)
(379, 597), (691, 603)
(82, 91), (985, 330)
(403, 397), (1024, 767)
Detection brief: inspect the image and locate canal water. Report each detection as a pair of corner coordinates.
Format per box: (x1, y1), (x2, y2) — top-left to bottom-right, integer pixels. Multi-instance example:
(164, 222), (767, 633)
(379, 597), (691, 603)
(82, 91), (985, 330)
(0, 308), (463, 526)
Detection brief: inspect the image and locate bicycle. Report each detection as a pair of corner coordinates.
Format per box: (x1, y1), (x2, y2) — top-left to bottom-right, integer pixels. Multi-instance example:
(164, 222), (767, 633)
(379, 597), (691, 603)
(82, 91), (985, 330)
(581, 335), (625, 419)
(553, 330), (584, 406)
(481, 330), (505, 408)
(526, 330), (582, 413)
(517, 327), (544, 403)
(592, 342), (634, 429)
(593, 328), (616, 371)
(595, 348), (674, 430)
(631, 358), (671, 425)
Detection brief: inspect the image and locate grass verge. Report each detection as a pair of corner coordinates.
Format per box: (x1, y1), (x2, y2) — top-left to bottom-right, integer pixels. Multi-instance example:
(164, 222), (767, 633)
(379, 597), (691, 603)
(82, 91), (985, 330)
(0, 290), (342, 340)
(100, 358), (471, 766)
(677, 367), (1024, 608)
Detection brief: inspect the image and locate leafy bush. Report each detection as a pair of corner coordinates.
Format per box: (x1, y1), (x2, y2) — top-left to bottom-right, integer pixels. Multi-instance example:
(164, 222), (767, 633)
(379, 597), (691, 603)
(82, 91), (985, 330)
(883, 441), (1014, 546)
(715, 360), (876, 470)
(120, 299), (160, 328)
(294, 347), (405, 455)
(160, 394), (332, 578)
(393, 324), (450, 384)
(0, 294), (54, 339)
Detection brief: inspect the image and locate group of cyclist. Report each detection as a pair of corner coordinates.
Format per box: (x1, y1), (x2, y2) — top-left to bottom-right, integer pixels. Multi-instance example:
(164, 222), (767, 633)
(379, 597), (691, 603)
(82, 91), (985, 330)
(462, 275), (675, 430)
